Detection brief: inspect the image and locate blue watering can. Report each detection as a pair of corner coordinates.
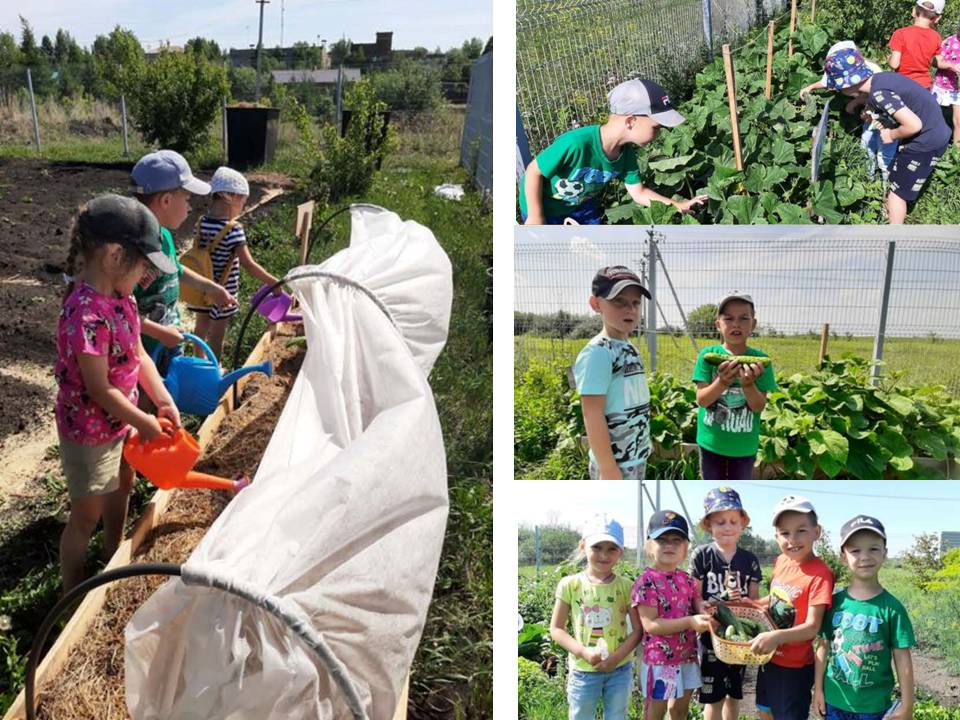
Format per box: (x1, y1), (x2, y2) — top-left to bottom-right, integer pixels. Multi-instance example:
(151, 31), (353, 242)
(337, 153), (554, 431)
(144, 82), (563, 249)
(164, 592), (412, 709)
(151, 333), (272, 416)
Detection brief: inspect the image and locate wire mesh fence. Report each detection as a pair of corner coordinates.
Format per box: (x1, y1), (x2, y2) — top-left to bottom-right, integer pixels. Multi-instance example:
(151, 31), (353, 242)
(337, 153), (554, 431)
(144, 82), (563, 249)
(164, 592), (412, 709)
(516, 0), (790, 153)
(514, 226), (960, 395)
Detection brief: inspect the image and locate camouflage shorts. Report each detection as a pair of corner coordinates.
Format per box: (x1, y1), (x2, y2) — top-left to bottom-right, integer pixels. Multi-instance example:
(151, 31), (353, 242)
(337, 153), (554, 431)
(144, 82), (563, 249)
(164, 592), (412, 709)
(588, 459), (646, 480)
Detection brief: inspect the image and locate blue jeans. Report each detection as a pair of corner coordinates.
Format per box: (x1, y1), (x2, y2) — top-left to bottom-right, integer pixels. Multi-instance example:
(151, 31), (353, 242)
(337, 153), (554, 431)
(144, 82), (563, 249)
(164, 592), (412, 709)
(826, 704), (888, 720)
(860, 122), (898, 182)
(567, 662), (633, 720)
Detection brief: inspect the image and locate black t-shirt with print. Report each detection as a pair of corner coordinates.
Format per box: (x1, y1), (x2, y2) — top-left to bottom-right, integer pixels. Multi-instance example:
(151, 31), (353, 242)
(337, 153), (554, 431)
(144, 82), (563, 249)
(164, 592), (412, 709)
(689, 542), (762, 602)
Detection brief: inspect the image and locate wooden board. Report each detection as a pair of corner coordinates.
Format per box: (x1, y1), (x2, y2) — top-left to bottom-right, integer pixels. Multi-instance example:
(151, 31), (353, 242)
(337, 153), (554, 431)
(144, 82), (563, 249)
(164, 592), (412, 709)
(296, 200), (315, 266)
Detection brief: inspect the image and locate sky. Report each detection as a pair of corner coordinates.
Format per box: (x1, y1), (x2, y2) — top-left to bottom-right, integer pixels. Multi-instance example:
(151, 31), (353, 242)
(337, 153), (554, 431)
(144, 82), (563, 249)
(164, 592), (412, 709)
(2, 1), (491, 53)
(515, 225), (960, 338)
(514, 480), (960, 557)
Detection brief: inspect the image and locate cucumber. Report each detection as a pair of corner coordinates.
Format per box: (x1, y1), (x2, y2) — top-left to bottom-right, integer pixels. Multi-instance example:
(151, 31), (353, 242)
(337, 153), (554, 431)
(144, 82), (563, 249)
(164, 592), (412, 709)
(703, 352), (771, 367)
(714, 603), (744, 636)
(739, 618), (767, 638)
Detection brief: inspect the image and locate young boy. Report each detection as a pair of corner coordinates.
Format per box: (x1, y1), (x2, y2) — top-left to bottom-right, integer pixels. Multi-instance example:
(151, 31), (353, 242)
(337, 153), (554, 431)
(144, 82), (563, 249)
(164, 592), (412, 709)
(519, 78), (707, 225)
(823, 45), (951, 223)
(574, 266), (651, 480)
(814, 516), (915, 720)
(750, 496), (834, 720)
(692, 292), (776, 481)
(130, 149), (236, 372)
(888, 0), (944, 89)
(689, 487), (762, 720)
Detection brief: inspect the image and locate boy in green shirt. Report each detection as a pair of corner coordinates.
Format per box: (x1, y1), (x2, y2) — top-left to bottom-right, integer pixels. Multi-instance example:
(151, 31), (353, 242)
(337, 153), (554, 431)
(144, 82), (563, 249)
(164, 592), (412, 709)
(814, 515), (915, 720)
(520, 79), (707, 224)
(692, 292), (776, 480)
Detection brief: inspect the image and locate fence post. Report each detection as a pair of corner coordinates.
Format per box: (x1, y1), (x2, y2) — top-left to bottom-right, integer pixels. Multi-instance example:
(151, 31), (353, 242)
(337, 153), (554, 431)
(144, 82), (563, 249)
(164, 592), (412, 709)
(721, 45), (744, 171)
(765, 21), (775, 100)
(120, 94), (129, 156)
(818, 323), (830, 366)
(516, 105), (532, 182)
(871, 242), (896, 386)
(222, 98), (228, 163)
(335, 64), (344, 133)
(534, 526), (541, 574)
(653, 239), (699, 356)
(788, 0), (798, 58)
(637, 482), (644, 565)
(26, 68), (41, 153)
(646, 232), (658, 373)
(702, 0), (715, 62)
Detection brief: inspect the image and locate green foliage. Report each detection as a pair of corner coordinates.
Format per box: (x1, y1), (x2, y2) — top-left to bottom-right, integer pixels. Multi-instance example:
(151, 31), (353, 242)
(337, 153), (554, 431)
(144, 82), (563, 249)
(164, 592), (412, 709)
(686, 304), (719, 337)
(370, 58), (443, 112)
(902, 532), (945, 591)
(91, 26), (145, 99)
(519, 525), (581, 565)
(514, 358), (573, 464)
(126, 49), (228, 153)
(816, 530), (850, 586)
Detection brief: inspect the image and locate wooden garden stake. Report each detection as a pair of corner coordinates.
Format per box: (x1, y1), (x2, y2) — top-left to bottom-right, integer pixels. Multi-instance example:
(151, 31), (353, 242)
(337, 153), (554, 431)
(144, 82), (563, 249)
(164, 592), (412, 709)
(722, 44), (744, 171)
(765, 21), (775, 99)
(788, 0), (798, 58)
(296, 200), (315, 265)
(811, 0), (817, 23)
(819, 323), (830, 366)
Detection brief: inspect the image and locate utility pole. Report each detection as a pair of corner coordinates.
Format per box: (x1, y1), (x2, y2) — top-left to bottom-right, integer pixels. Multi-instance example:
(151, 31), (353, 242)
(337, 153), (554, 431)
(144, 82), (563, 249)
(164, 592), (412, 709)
(280, 0), (285, 49)
(254, 0), (270, 102)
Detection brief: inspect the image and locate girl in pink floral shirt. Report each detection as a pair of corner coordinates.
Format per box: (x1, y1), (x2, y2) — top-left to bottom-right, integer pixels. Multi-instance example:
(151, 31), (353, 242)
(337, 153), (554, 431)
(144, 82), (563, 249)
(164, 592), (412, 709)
(632, 510), (713, 720)
(933, 28), (960, 145)
(55, 194), (181, 592)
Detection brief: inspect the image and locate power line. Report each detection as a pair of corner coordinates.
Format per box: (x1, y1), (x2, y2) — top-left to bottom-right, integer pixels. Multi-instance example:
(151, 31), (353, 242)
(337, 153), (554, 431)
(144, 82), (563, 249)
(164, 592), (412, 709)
(743, 481), (960, 503)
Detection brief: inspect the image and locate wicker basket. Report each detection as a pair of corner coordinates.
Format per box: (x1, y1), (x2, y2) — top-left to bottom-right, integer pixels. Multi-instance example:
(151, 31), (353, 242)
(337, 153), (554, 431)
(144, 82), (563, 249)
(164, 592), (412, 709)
(708, 601), (777, 666)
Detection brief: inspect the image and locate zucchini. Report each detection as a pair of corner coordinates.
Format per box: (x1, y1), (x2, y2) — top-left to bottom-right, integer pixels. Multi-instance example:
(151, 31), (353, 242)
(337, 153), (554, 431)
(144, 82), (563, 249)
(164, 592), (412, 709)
(703, 352), (771, 367)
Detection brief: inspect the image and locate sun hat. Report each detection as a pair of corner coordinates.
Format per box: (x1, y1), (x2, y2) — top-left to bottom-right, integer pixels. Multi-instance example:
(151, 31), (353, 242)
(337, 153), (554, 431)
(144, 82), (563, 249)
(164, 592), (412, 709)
(700, 486), (751, 529)
(823, 46), (874, 91)
(210, 166), (250, 197)
(79, 194), (176, 274)
(132, 149), (211, 195)
(607, 79), (686, 127)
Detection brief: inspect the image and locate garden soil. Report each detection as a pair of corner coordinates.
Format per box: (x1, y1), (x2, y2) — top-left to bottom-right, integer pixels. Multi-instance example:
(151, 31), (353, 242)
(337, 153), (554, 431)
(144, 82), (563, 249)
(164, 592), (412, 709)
(33, 330), (304, 719)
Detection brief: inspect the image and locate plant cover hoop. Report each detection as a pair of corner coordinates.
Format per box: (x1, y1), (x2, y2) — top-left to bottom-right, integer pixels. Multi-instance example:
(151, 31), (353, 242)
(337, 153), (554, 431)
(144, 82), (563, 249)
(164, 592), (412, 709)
(811, 97), (832, 183)
(124, 205), (454, 719)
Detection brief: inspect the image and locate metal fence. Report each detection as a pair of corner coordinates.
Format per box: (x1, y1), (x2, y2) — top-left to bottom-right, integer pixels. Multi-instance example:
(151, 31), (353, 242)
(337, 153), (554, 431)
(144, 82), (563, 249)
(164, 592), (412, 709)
(516, 0), (790, 153)
(514, 226), (960, 395)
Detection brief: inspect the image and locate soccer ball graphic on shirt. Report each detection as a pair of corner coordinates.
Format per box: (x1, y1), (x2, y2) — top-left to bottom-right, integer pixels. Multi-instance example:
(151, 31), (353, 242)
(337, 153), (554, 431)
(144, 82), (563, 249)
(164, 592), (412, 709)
(554, 177), (585, 202)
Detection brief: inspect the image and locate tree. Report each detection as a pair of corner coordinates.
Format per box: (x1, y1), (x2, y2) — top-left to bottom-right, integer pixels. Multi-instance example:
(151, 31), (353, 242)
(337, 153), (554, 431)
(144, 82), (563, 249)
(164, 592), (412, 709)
(737, 527), (780, 564)
(370, 58), (442, 112)
(18, 17), (42, 67)
(185, 37), (222, 62)
(291, 41), (323, 69)
(901, 532), (943, 591)
(518, 524), (580, 565)
(462, 37), (484, 61)
(40, 35), (55, 62)
(687, 303), (719, 337)
(329, 38), (351, 66)
(815, 530), (849, 587)
(92, 26), (144, 99)
(0, 32), (23, 69)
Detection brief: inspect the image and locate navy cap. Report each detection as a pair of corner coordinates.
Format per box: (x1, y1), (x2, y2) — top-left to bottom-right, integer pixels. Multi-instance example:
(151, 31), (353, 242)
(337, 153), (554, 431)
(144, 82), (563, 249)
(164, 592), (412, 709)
(840, 515), (887, 548)
(592, 266), (651, 300)
(132, 149), (211, 195)
(647, 510), (689, 540)
(79, 194), (176, 275)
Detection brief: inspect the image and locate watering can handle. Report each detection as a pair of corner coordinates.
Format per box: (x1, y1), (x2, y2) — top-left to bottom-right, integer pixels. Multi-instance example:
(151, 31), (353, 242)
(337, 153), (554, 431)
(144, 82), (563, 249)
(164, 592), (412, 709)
(181, 332), (220, 366)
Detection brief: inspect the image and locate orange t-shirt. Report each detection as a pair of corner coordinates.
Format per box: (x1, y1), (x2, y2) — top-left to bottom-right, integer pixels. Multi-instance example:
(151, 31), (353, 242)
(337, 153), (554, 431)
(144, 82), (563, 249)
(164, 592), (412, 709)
(766, 554), (834, 668)
(889, 25), (943, 88)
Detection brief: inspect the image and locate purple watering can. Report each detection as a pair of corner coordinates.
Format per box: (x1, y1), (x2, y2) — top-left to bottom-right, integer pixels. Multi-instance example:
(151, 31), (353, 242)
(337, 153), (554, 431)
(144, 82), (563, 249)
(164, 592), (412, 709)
(251, 284), (302, 324)
(151, 333), (272, 416)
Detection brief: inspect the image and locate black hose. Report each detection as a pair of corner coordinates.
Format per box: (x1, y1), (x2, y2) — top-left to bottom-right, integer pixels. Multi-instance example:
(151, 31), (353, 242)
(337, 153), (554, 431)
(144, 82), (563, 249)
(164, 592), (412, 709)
(304, 204), (353, 264)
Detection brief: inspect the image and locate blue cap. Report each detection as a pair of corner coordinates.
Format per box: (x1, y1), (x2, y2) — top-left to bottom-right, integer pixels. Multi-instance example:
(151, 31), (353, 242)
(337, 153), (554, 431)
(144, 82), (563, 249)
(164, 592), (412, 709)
(701, 486), (750, 525)
(647, 510), (689, 540)
(823, 46), (873, 91)
(583, 518), (625, 549)
(132, 149), (211, 195)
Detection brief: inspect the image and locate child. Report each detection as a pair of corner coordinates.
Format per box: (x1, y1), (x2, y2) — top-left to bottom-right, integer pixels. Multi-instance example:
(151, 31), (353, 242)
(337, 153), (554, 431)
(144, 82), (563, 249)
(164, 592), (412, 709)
(689, 487), (762, 720)
(574, 266), (651, 480)
(751, 496), (834, 720)
(131, 149), (236, 372)
(822, 45), (951, 223)
(550, 518), (641, 720)
(55, 194), (182, 592)
(519, 78), (707, 224)
(632, 510), (713, 720)
(187, 167), (281, 358)
(692, 292), (776, 481)
(813, 516), (915, 720)
(888, 0), (944, 89)
(932, 22), (960, 145)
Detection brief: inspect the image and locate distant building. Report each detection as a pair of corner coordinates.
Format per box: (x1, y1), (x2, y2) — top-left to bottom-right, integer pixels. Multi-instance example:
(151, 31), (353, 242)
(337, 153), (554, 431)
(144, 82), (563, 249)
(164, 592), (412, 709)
(229, 31), (393, 70)
(941, 531), (960, 555)
(271, 69), (361, 86)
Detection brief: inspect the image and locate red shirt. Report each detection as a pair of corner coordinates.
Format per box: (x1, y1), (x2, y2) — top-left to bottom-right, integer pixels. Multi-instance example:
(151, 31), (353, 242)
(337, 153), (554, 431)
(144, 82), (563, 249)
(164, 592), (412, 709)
(889, 25), (943, 87)
(767, 554), (834, 668)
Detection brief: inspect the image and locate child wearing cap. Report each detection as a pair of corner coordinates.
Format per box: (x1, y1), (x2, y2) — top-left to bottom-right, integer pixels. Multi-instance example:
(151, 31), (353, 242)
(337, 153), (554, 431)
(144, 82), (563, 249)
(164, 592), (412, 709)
(751, 496), (834, 720)
(574, 266), (651, 480)
(932, 21), (960, 145)
(519, 78), (707, 225)
(188, 166), (281, 358)
(692, 292), (776, 481)
(689, 487), (762, 720)
(813, 516), (915, 720)
(632, 510), (713, 720)
(55, 194), (182, 592)
(821, 44), (951, 223)
(550, 518), (641, 720)
(888, 0), (944, 89)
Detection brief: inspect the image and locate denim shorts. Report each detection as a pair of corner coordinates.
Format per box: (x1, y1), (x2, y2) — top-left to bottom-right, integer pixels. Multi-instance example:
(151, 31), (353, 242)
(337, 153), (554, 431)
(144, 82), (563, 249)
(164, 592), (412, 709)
(638, 661), (701, 701)
(567, 661), (633, 720)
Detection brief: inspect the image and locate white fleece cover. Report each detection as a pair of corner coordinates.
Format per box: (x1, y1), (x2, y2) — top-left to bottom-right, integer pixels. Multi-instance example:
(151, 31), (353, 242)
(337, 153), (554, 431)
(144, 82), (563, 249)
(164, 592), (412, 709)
(124, 205), (452, 719)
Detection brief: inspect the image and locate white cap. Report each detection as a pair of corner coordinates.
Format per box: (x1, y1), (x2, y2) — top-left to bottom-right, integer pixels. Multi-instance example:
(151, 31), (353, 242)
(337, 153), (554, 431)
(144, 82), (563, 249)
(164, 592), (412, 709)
(210, 166), (250, 196)
(917, 0), (945, 14)
(772, 495), (816, 525)
(582, 518), (625, 549)
(716, 292), (755, 315)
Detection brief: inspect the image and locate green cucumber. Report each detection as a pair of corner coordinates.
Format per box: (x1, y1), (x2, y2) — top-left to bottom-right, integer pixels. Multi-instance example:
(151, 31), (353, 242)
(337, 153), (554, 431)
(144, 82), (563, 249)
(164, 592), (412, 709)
(703, 352), (771, 367)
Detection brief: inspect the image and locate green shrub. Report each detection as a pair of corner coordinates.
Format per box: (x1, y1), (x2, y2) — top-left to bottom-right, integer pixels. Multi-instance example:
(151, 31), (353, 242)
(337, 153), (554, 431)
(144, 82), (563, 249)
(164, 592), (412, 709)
(514, 358), (573, 464)
(371, 58), (443, 112)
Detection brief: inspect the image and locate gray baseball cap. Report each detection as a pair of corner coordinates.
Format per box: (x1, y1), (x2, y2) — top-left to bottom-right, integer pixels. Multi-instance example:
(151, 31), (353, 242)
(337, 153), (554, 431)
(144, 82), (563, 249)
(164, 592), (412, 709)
(772, 495), (816, 526)
(79, 194), (177, 274)
(716, 292), (755, 315)
(608, 79), (685, 127)
(132, 149), (211, 195)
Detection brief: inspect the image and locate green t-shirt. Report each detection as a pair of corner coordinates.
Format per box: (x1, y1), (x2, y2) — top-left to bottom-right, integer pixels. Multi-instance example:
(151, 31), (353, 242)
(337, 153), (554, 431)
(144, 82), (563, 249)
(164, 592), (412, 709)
(133, 226), (184, 353)
(556, 573), (634, 673)
(820, 588), (915, 714)
(692, 344), (777, 458)
(519, 125), (641, 218)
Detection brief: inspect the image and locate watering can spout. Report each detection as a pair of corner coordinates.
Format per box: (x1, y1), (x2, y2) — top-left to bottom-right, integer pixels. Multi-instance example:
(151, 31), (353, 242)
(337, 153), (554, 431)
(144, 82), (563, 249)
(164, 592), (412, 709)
(218, 360), (273, 396)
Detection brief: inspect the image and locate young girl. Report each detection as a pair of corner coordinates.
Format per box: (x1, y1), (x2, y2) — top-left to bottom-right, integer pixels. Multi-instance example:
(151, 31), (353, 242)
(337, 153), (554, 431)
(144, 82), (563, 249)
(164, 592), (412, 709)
(933, 24), (960, 146)
(632, 510), (713, 720)
(550, 518), (641, 720)
(56, 194), (181, 592)
(187, 166), (281, 358)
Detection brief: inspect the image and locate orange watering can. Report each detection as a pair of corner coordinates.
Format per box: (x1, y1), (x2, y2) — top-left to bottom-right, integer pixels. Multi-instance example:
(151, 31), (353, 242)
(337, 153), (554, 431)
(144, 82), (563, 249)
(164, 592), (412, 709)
(123, 418), (250, 492)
